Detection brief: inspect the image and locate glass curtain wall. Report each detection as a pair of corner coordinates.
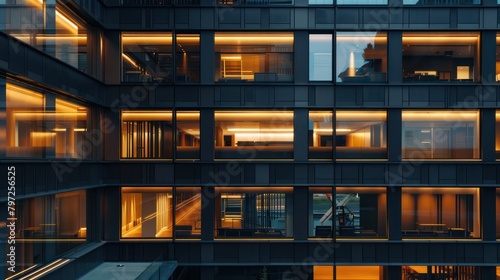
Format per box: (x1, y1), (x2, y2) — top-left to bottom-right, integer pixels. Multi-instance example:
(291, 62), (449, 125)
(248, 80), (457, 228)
(215, 187), (293, 238)
(215, 33), (294, 82)
(402, 110), (480, 159)
(3, 1), (88, 72)
(402, 187), (480, 238)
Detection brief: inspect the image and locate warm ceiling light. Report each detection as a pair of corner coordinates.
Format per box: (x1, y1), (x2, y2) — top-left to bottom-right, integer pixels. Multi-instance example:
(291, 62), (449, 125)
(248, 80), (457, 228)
(227, 128), (293, 132)
(122, 111), (172, 121)
(56, 11), (78, 34)
(6, 84), (43, 99)
(215, 111), (294, 121)
(402, 36), (479, 45)
(215, 34), (294, 45)
(402, 111), (478, 121)
(221, 55), (242, 60)
(122, 53), (139, 68)
(122, 34), (172, 45)
(336, 111), (386, 121)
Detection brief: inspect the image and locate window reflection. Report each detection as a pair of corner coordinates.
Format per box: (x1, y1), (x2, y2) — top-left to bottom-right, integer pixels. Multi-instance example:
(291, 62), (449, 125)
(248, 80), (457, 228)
(122, 33), (173, 83)
(121, 111), (173, 159)
(336, 111), (387, 159)
(402, 111), (480, 159)
(215, 33), (294, 83)
(4, 2), (88, 72)
(176, 111), (200, 159)
(309, 35), (332, 81)
(17, 190), (87, 239)
(214, 111), (294, 159)
(402, 32), (480, 82)
(402, 188), (480, 238)
(215, 187), (293, 238)
(121, 187), (173, 238)
(336, 32), (387, 83)
(309, 187), (386, 238)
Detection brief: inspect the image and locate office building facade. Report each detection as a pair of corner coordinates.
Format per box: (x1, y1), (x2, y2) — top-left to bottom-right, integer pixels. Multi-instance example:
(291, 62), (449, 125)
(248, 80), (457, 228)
(1, 0), (500, 279)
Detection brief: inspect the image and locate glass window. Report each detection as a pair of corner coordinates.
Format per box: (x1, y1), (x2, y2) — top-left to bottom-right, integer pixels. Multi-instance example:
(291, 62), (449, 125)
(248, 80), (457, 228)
(54, 99), (89, 158)
(214, 111), (294, 159)
(336, 187), (387, 238)
(215, 33), (294, 83)
(309, 111), (333, 160)
(403, 0), (480, 5)
(496, 111), (500, 159)
(121, 187), (173, 238)
(402, 32), (480, 82)
(215, 187), (293, 238)
(402, 187), (480, 238)
(497, 33), (500, 82)
(175, 187), (201, 239)
(497, 189), (500, 238)
(308, 187), (386, 239)
(176, 34), (200, 83)
(309, 35), (333, 81)
(314, 266), (383, 279)
(337, 0), (387, 4)
(4, 2), (88, 72)
(122, 33), (173, 83)
(309, 0), (333, 4)
(309, 187), (333, 237)
(336, 111), (387, 159)
(17, 190), (87, 239)
(176, 111), (200, 160)
(6, 84), (46, 158)
(121, 111), (173, 159)
(336, 32), (387, 83)
(402, 111), (480, 159)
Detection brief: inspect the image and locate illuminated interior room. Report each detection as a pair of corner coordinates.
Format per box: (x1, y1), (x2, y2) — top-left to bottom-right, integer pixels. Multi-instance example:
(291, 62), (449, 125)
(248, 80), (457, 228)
(214, 110), (294, 159)
(402, 32), (480, 82)
(214, 32), (294, 82)
(402, 187), (480, 238)
(2, 0), (500, 279)
(402, 110), (480, 159)
(214, 187), (293, 238)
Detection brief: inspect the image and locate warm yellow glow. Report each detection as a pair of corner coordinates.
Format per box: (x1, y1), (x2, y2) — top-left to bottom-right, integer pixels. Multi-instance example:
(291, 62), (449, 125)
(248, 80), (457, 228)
(13, 112), (87, 121)
(56, 11), (78, 34)
(56, 99), (87, 113)
(122, 187), (172, 193)
(33, 35), (87, 43)
(122, 34), (172, 45)
(74, 128), (87, 132)
(122, 53), (139, 68)
(215, 33), (294, 45)
(402, 111), (478, 122)
(177, 35), (200, 44)
(26, 0), (43, 7)
(403, 34), (479, 45)
(348, 51), (356, 77)
(234, 133), (294, 138)
(221, 55), (242, 60)
(215, 111), (294, 121)
(7, 84), (44, 100)
(176, 112), (200, 121)
(122, 111), (172, 121)
(228, 128), (293, 132)
(336, 111), (386, 121)
(217, 187), (293, 193)
(53, 128), (67, 132)
(403, 187), (479, 195)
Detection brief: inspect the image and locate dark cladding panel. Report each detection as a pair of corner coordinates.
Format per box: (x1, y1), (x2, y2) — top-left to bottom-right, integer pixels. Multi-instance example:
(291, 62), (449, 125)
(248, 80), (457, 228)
(152, 8), (169, 28)
(408, 8), (429, 29)
(294, 9), (308, 29)
(269, 8), (291, 28)
(217, 8), (241, 26)
(363, 8), (389, 29)
(457, 8), (480, 29)
(175, 86), (200, 107)
(120, 8), (142, 29)
(362, 86), (386, 107)
(314, 8), (334, 28)
(239, 243), (259, 263)
(336, 8), (360, 29)
(245, 8), (261, 25)
(312, 86), (334, 107)
(430, 8), (450, 27)
(189, 8), (201, 29)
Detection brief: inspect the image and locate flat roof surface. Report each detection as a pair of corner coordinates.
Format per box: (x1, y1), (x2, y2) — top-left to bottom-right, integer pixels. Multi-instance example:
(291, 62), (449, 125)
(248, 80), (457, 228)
(78, 262), (152, 280)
